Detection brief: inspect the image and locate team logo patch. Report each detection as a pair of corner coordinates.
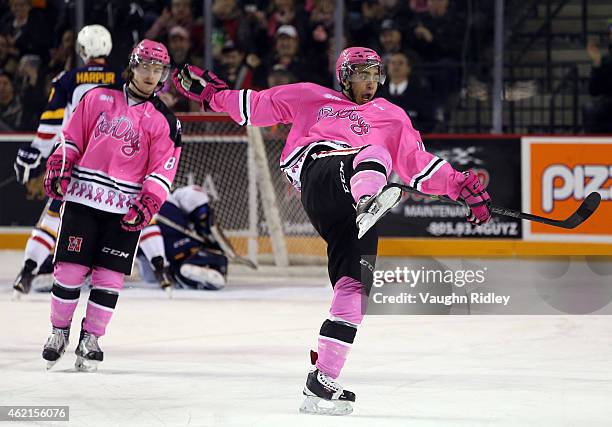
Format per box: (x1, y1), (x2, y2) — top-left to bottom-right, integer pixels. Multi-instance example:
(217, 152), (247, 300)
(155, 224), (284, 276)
(94, 112), (141, 157)
(68, 236), (83, 252)
(316, 106), (370, 135)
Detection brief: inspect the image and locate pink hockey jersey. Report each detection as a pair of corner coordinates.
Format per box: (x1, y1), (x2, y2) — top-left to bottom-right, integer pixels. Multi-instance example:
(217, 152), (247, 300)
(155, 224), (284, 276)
(210, 83), (463, 197)
(51, 85), (182, 214)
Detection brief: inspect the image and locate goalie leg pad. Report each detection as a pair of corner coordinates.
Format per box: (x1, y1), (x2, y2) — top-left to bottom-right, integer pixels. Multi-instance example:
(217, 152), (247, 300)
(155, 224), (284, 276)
(179, 263), (226, 290)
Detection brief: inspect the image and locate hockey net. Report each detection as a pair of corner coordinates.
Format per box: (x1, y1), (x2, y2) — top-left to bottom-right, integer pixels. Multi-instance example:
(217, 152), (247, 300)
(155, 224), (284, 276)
(175, 113), (325, 266)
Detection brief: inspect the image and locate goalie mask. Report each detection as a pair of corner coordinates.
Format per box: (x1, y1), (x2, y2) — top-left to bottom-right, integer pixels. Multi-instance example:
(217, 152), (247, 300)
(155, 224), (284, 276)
(335, 47), (386, 94)
(129, 39), (171, 84)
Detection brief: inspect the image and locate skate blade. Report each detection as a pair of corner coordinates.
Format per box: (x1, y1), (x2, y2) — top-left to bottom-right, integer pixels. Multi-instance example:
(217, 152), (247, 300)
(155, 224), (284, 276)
(75, 356), (99, 372)
(12, 289), (24, 301)
(357, 186), (402, 239)
(46, 359), (59, 370)
(299, 395), (353, 416)
(163, 285), (173, 299)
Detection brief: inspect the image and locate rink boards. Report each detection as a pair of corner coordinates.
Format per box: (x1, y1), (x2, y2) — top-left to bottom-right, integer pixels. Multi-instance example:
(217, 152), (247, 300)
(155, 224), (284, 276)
(0, 133), (610, 256)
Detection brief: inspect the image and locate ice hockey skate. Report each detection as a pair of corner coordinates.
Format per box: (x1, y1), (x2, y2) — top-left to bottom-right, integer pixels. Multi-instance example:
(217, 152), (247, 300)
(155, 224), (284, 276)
(75, 321), (104, 372)
(299, 351), (355, 416)
(355, 185), (402, 239)
(300, 368), (355, 415)
(12, 259), (37, 300)
(151, 256), (173, 297)
(42, 326), (70, 370)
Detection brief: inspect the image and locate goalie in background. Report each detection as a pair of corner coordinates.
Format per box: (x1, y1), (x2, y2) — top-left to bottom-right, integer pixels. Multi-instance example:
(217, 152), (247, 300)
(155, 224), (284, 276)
(138, 185), (228, 291)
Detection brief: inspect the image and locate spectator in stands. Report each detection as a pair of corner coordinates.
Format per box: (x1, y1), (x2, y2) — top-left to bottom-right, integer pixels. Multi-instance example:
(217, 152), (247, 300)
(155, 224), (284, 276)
(407, 0), (463, 64)
(410, 0), (429, 13)
(267, 65), (296, 87)
(211, 0), (253, 59)
(378, 19), (405, 57)
(145, 0), (204, 52)
(0, 71), (23, 131)
(14, 54), (46, 130)
(379, 52), (436, 132)
(378, 0), (415, 29)
(302, 0), (337, 86)
(584, 22), (612, 133)
(47, 29), (75, 77)
(406, 0), (464, 117)
(266, 24), (306, 82)
(167, 25), (203, 69)
(0, 0), (50, 61)
(0, 33), (19, 75)
(218, 40), (261, 90)
(159, 25), (204, 113)
(266, 0), (308, 42)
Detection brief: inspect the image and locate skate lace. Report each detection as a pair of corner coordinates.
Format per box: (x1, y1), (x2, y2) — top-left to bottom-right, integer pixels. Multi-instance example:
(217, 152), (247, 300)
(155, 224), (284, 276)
(47, 329), (68, 349)
(80, 332), (101, 352)
(318, 371), (341, 393)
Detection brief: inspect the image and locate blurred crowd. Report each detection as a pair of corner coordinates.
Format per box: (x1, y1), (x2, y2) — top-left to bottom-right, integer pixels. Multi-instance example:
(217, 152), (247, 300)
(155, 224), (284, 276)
(14, 0), (604, 135)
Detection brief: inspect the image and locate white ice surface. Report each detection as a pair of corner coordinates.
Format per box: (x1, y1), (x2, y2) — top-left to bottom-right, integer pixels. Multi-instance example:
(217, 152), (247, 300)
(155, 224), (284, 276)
(1, 250), (611, 427)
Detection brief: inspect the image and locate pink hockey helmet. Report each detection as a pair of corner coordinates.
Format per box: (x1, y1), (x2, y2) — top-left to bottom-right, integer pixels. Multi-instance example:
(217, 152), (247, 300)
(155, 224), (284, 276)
(335, 47), (386, 89)
(129, 39), (171, 82)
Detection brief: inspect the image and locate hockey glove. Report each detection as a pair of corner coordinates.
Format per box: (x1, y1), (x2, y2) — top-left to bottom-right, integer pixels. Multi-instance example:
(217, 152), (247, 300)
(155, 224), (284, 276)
(121, 193), (162, 232)
(14, 146), (44, 184)
(190, 204), (213, 237)
(172, 64), (228, 104)
(43, 153), (73, 200)
(457, 171), (491, 225)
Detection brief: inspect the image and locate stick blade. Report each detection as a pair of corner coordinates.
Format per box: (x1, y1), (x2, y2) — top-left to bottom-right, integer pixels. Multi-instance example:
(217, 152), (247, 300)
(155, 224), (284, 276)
(561, 192), (602, 229)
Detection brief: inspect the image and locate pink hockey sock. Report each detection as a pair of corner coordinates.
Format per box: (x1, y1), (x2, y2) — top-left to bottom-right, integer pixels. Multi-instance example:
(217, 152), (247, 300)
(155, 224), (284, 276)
(50, 262), (90, 328)
(316, 276), (366, 378)
(83, 266), (124, 337)
(350, 145), (392, 202)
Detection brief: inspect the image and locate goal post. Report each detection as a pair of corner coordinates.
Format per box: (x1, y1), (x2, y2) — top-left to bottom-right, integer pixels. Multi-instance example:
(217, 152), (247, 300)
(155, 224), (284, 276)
(176, 113), (324, 266)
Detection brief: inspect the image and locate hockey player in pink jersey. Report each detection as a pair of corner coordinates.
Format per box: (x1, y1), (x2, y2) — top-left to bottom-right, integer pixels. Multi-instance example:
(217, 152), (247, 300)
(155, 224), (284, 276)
(41, 39), (182, 372)
(173, 47), (491, 414)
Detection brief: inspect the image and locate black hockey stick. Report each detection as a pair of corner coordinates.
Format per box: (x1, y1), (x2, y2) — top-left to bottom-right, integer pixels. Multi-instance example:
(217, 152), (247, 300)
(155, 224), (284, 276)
(388, 183), (601, 230)
(155, 214), (258, 269)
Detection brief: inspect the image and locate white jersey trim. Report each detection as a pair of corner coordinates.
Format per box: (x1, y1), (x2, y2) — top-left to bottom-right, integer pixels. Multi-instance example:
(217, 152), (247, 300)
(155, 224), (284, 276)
(238, 89), (252, 126)
(409, 157), (447, 191)
(280, 140), (356, 191)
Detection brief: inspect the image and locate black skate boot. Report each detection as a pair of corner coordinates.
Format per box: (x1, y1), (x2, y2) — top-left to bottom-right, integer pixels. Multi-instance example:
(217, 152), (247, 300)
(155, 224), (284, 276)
(12, 259), (37, 298)
(299, 351), (355, 416)
(355, 185), (402, 239)
(151, 256), (173, 297)
(42, 326), (70, 370)
(75, 320), (104, 372)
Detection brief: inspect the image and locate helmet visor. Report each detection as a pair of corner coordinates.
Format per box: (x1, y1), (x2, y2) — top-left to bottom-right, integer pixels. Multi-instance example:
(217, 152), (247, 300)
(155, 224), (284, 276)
(345, 62), (386, 84)
(130, 56), (171, 82)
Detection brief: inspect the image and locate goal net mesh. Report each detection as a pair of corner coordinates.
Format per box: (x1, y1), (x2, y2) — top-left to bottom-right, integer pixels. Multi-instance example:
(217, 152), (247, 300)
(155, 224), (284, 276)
(176, 113), (325, 264)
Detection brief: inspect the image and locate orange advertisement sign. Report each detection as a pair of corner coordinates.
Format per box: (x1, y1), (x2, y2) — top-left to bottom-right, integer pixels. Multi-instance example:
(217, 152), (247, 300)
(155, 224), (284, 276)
(522, 137), (612, 242)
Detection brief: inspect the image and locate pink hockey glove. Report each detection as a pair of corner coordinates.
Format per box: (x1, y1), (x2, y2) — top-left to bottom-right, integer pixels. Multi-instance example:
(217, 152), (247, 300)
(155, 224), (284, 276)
(43, 154), (73, 200)
(120, 193), (162, 232)
(172, 64), (228, 104)
(457, 171), (491, 225)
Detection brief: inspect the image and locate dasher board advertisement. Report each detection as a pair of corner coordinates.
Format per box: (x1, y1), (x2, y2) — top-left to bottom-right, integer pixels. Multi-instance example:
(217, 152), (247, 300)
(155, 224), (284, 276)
(522, 137), (612, 243)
